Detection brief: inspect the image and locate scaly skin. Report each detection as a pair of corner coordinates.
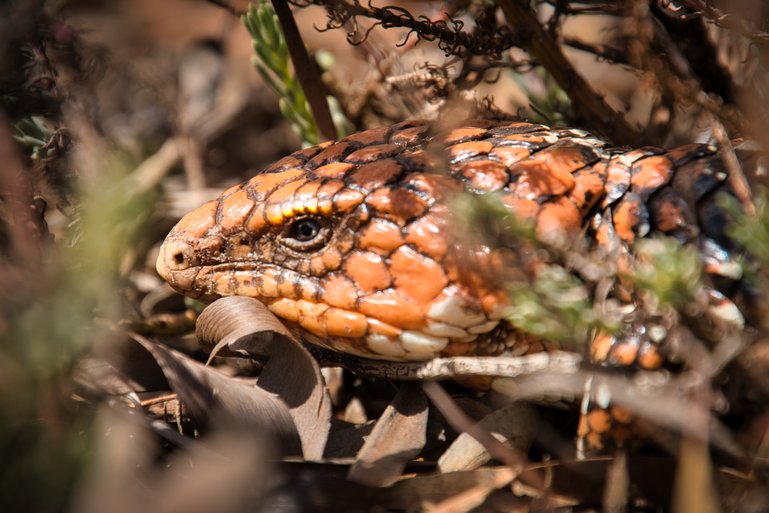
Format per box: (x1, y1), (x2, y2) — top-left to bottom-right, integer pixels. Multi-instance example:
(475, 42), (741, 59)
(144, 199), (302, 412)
(157, 119), (744, 369)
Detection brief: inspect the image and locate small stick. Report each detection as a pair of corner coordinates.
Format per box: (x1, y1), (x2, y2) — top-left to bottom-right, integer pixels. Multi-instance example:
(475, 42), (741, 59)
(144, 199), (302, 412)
(710, 118), (756, 216)
(270, 0), (338, 141)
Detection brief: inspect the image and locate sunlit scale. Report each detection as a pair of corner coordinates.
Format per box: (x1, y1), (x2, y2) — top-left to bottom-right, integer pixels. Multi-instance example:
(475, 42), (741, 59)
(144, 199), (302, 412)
(157, 119), (744, 366)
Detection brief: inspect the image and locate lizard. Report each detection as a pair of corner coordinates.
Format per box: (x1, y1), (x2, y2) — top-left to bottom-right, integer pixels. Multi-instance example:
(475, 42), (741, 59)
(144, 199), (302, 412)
(156, 118), (751, 451)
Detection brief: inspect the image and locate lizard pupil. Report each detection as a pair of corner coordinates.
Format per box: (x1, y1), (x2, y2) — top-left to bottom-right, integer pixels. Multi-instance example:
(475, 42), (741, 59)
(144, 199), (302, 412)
(279, 216), (331, 252)
(290, 218), (321, 242)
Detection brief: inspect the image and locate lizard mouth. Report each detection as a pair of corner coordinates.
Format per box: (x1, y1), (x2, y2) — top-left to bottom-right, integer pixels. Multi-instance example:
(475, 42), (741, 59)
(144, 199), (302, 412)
(157, 239), (497, 361)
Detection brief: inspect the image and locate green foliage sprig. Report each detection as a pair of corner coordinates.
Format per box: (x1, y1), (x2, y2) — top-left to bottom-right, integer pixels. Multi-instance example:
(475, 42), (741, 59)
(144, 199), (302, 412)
(454, 193), (620, 349)
(631, 237), (704, 309)
(243, 1), (319, 145)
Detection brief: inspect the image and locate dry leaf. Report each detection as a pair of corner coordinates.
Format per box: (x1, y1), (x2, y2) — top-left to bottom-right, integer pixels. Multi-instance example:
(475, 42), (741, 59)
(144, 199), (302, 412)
(195, 296), (333, 460)
(438, 402), (538, 473)
(348, 382), (428, 486)
(131, 333), (302, 455)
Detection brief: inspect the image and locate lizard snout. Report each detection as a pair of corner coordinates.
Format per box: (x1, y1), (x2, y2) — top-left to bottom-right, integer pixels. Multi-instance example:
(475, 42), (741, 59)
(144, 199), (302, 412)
(156, 239), (199, 289)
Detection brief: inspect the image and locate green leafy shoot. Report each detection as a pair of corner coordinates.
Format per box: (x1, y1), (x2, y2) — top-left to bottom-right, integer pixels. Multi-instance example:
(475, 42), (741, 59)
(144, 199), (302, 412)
(507, 264), (614, 347)
(452, 192), (538, 248)
(454, 193), (620, 348)
(242, 1), (319, 145)
(718, 192), (769, 263)
(514, 67), (571, 127)
(630, 237), (704, 309)
(13, 116), (56, 159)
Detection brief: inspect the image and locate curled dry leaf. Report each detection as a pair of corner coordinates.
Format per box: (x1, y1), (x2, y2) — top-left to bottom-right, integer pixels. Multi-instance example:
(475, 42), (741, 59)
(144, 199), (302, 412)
(195, 296), (333, 460)
(348, 382), (428, 487)
(130, 333), (302, 456)
(438, 402), (538, 473)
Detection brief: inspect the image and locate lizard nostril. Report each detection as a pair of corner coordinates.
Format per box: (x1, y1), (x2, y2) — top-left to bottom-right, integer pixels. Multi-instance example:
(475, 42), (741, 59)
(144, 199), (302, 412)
(157, 241), (198, 282)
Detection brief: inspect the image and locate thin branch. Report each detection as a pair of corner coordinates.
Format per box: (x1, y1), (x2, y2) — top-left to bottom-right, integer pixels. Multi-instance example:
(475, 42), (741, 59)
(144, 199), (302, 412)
(271, 0), (337, 140)
(710, 118), (756, 216)
(309, 348), (582, 380)
(562, 37), (630, 65)
(497, 0), (640, 145)
(290, 0), (521, 59)
(680, 0), (769, 47)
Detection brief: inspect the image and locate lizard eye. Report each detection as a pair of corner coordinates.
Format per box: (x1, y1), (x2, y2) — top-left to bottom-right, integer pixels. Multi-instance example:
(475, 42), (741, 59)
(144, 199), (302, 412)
(280, 216), (331, 251)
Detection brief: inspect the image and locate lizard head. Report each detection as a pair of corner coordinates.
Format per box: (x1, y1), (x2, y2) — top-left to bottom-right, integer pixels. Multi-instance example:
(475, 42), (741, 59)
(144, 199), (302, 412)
(157, 129), (508, 360)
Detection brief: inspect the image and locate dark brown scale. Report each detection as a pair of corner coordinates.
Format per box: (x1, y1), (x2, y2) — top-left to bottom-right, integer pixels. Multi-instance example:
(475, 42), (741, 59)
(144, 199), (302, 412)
(265, 143), (330, 172)
(345, 143), (403, 164)
(670, 155), (728, 204)
(341, 125), (390, 147)
(306, 142), (356, 169)
(648, 186), (698, 243)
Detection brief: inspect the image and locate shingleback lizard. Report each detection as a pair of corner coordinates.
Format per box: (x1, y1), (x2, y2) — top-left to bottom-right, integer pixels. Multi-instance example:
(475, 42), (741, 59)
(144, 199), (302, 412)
(157, 119), (746, 367)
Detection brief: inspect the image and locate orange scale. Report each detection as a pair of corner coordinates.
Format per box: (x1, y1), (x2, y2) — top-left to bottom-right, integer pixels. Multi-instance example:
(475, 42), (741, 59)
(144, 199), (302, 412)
(535, 197), (582, 240)
(404, 213), (449, 260)
(344, 251), (392, 293)
(218, 189), (255, 233)
(264, 154), (304, 173)
(246, 168), (305, 200)
(321, 247), (344, 271)
(296, 300), (330, 337)
(358, 218), (405, 253)
(332, 189), (366, 213)
(500, 194), (541, 222)
(321, 273), (359, 310)
(289, 180), (323, 215)
(512, 157), (575, 199)
(569, 164), (606, 214)
(630, 155), (673, 199)
(590, 331), (615, 362)
(264, 180), (309, 225)
(268, 298), (300, 322)
(404, 172), (462, 201)
(306, 141), (354, 168)
(367, 318), (402, 337)
(489, 145), (531, 167)
(358, 290), (425, 330)
(442, 126), (490, 145)
(244, 204), (268, 234)
(638, 343), (663, 369)
(315, 179), (346, 214)
(171, 200), (218, 239)
(541, 144), (598, 174)
(612, 194), (650, 243)
(456, 159), (509, 191)
(321, 308), (369, 338)
(448, 140), (494, 162)
(586, 409), (612, 434)
(389, 245), (448, 305)
(608, 338), (640, 367)
(313, 161), (354, 179)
